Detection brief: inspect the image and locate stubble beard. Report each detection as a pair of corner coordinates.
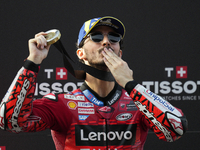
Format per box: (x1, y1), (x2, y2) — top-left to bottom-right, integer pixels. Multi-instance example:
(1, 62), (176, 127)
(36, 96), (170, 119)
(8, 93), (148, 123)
(85, 46), (115, 71)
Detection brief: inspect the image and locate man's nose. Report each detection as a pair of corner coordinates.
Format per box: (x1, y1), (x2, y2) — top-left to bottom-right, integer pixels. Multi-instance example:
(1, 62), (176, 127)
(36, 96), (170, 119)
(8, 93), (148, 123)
(102, 35), (111, 47)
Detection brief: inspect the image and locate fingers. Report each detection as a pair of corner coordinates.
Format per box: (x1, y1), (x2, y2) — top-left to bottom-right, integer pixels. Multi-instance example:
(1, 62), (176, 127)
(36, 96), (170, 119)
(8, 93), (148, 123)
(102, 47), (134, 88)
(102, 48), (122, 68)
(102, 47), (125, 74)
(36, 36), (47, 49)
(34, 32), (48, 49)
(35, 32), (47, 38)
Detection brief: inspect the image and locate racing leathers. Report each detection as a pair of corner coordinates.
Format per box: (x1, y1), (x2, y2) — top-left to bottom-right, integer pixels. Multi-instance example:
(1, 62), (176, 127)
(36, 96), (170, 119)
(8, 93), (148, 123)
(0, 60), (187, 150)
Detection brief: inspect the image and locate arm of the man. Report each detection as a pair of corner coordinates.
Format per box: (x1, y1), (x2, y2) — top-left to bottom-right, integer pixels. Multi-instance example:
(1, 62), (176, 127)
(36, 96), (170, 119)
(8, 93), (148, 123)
(0, 32), (51, 133)
(125, 81), (188, 142)
(0, 60), (50, 133)
(102, 48), (188, 142)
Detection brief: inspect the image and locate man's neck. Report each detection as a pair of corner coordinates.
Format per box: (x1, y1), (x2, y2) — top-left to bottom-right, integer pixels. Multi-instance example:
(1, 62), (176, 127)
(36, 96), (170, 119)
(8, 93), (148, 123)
(85, 73), (115, 97)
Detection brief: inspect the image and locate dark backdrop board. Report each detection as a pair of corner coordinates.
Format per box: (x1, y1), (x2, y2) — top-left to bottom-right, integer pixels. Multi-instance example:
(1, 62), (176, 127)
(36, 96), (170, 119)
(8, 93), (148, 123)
(0, 0), (199, 150)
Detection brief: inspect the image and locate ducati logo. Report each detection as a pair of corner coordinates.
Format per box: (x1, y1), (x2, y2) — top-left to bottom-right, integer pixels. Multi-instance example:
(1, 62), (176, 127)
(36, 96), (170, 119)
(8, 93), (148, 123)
(116, 113), (133, 121)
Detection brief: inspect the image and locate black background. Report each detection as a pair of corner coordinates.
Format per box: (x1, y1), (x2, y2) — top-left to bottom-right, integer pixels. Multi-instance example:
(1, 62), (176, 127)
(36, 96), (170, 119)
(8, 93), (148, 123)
(0, 1), (199, 150)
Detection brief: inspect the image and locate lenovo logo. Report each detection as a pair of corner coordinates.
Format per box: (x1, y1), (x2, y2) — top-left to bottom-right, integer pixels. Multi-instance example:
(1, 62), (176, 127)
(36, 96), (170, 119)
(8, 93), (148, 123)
(75, 124), (136, 146)
(80, 129), (132, 141)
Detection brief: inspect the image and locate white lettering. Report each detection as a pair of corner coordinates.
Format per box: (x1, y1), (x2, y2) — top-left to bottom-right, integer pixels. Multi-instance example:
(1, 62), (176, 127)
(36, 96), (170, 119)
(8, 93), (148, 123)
(108, 93), (119, 105)
(107, 131), (116, 140)
(135, 101), (173, 142)
(182, 95), (197, 100)
(80, 130), (133, 141)
(39, 83), (50, 95)
(34, 82), (83, 96)
(51, 82), (62, 93)
(124, 131), (132, 140)
(165, 67), (174, 77)
(142, 80), (200, 95)
(44, 69), (53, 79)
(65, 95), (85, 101)
(171, 81), (183, 94)
(98, 132), (106, 141)
(89, 132), (97, 141)
(115, 131), (123, 140)
(78, 108), (94, 114)
(154, 81), (159, 94)
(145, 91), (175, 111)
(81, 129), (88, 141)
(34, 83), (38, 96)
(183, 81), (196, 94)
(160, 81), (171, 94)
(10, 79), (30, 132)
(162, 96), (181, 101)
(142, 81), (154, 90)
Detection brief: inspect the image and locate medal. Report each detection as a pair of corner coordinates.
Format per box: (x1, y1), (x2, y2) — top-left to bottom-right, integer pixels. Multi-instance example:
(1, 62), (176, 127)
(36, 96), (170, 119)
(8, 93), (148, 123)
(45, 29), (61, 45)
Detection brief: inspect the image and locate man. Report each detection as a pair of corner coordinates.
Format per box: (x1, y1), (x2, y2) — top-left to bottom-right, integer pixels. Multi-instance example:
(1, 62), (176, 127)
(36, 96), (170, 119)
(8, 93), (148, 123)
(0, 16), (187, 150)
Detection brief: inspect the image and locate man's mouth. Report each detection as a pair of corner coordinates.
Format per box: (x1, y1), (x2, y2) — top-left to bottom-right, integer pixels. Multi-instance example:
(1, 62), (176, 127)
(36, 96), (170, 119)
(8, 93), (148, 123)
(98, 46), (113, 54)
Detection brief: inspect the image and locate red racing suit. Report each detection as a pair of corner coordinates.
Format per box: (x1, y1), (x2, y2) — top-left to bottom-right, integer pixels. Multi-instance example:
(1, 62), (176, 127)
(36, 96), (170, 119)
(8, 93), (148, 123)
(0, 60), (187, 150)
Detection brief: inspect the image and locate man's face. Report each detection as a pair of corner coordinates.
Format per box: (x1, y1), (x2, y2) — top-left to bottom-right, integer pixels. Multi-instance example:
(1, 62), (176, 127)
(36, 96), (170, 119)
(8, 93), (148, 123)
(79, 26), (122, 70)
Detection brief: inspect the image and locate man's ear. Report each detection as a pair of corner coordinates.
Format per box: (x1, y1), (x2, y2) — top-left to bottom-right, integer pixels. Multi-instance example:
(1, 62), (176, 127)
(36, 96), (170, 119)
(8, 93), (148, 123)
(119, 50), (122, 58)
(76, 48), (86, 60)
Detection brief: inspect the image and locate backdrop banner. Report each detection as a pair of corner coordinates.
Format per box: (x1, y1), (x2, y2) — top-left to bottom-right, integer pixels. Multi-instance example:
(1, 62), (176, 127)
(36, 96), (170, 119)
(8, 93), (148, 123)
(0, 1), (199, 150)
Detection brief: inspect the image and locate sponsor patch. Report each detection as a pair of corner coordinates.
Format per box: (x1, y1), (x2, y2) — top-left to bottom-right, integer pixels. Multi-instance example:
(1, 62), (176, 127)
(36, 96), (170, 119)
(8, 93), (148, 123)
(143, 89), (175, 112)
(78, 102), (94, 107)
(98, 106), (113, 113)
(119, 100), (137, 111)
(116, 113), (133, 121)
(67, 101), (77, 110)
(64, 95), (85, 101)
(79, 115), (89, 120)
(96, 106), (114, 119)
(78, 108), (95, 114)
(75, 124), (137, 146)
(107, 90), (121, 105)
(83, 89), (104, 106)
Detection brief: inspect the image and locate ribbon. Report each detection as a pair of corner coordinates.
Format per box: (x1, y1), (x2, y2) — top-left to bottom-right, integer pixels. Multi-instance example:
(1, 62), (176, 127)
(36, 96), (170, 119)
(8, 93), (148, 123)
(52, 40), (115, 81)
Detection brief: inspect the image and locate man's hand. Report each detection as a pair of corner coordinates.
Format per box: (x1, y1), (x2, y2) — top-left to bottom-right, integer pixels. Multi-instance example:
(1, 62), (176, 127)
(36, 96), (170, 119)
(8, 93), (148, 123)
(102, 48), (133, 88)
(27, 32), (51, 64)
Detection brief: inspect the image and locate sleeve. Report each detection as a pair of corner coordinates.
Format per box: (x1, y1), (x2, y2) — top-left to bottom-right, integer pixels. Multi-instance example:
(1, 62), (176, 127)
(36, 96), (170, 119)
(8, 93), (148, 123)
(0, 60), (50, 133)
(125, 80), (188, 142)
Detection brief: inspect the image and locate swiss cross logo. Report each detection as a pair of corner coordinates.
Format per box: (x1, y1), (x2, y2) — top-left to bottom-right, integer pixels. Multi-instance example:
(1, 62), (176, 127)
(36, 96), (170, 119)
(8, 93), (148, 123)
(56, 68), (67, 80)
(0, 146), (6, 150)
(176, 66), (187, 78)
